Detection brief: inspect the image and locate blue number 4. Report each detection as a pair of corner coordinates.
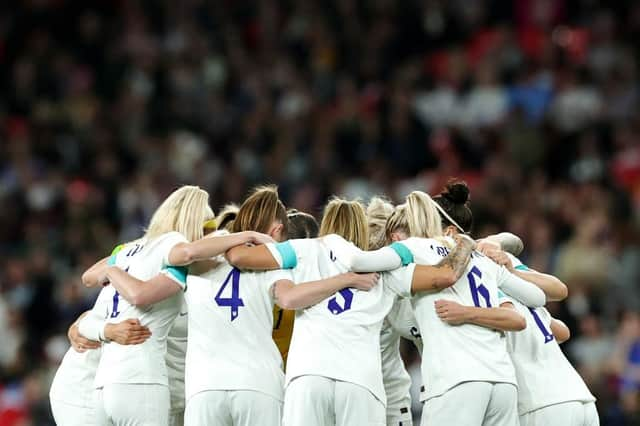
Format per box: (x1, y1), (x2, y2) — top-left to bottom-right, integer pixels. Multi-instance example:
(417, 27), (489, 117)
(467, 266), (491, 308)
(215, 268), (244, 321)
(328, 289), (353, 315)
(529, 308), (554, 343)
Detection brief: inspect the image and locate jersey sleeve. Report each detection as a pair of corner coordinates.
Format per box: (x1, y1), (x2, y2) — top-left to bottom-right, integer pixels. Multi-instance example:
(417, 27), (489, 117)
(77, 288), (111, 341)
(392, 237), (444, 266)
(159, 232), (189, 266)
(266, 241), (295, 269)
(351, 246), (403, 272)
(504, 252), (530, 271)
(264, 269), (295, 294)
(383, 264), (415, 298)
(496, 265), (546, 307)
(160, 265), (189, 291)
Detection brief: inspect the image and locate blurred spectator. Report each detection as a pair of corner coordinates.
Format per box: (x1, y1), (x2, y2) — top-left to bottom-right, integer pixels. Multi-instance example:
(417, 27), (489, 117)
(0, 0), (639, 424)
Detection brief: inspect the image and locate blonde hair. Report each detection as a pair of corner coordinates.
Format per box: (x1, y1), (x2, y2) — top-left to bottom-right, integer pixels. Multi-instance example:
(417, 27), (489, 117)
(385, 190), (448, 245)
(231, 185), (288, 235)
(367, 196), (394, 250)
(215, 203), (240, 231)
(145, 185), (213, 242)
(319, 197), (369, 250)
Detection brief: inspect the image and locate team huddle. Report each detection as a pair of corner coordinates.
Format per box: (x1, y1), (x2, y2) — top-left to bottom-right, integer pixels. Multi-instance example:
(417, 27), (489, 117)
(48, 180), (599, 426)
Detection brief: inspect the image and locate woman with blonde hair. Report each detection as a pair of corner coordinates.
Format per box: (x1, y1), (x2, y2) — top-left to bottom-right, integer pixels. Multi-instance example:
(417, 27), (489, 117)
(225, 196), (474, 426)
(181, 186), (379, 426)
(383, 189), (547, 426)
(366, 196), (423, 426)
(82, 185), (275, 426)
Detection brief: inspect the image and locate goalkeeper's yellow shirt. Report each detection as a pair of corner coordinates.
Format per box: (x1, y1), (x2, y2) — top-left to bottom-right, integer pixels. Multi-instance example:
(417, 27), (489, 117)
(273, 306), (295, 366)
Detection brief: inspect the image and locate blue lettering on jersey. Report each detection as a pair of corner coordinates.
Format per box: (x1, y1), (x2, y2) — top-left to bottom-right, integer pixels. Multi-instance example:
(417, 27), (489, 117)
(328, 288), (353, 315)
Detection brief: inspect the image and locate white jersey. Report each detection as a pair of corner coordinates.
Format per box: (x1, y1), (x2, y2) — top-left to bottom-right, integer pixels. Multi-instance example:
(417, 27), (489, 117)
(166, 296), (188, 413)
(184, 260), (291, 402)
(384, 237), (517, 401)
(504, 255), (595, 414)
(49, 288), (110, 405)
(94, 231), (188, 388)
(380, 297), (422, 418)
(266, 234), (405, 405)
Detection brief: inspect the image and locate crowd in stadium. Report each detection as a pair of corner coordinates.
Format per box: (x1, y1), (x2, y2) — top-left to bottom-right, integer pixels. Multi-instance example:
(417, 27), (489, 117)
(1, 0), (640, 424)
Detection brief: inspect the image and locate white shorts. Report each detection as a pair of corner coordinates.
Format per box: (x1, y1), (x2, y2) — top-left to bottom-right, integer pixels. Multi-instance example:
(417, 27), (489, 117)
(184, 390), (281, 426)
(50, 399), (96, 426)
(283, 375), (385, 426)
(95, 383), (170, 426)
(520, 401), (599, 426)
(422, 382), (518, 426)
(386, 395), (413, 426)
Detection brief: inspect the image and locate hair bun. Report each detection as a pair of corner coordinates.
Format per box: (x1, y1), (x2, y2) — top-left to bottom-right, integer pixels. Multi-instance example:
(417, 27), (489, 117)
(442, 181), (469, 205)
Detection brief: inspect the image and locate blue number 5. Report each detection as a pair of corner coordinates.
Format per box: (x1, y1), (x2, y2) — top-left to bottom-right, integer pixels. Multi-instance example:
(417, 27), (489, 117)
(215, 268), (244, 321)
(468, 266), (491, 307)
(529, 308), (554, 343)
(328, 289), (353, 315)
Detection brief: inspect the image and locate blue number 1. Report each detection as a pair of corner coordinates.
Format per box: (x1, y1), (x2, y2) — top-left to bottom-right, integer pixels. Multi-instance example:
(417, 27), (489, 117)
(467, 266), (491, 307)
(529, 308), (554, 343)
(215, 268), (244, 321)
(110, 291), (121, 318)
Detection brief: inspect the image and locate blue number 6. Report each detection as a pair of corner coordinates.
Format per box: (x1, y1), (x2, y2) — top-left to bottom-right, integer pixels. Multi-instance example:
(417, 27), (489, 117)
(215, 268), (245, 321)
(468, 266), (492, 308)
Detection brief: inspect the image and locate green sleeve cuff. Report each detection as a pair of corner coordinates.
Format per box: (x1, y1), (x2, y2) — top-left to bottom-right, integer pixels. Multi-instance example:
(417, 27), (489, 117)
(389, 242), (414, 266)
(275, 241), (298, 269)
(107, 244), (125, 266)
(515, 264), (530, 271)
(162, 266), (188, 286)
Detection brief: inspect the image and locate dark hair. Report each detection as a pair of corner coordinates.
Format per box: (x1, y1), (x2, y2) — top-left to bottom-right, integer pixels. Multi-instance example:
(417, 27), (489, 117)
(216, 203), (239, 231)
(433, 179), (473, 233)
(286, 209), (319, 239)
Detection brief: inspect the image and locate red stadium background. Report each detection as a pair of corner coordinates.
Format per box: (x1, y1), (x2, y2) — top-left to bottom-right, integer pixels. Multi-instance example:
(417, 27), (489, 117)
(1, 0), (640, 424)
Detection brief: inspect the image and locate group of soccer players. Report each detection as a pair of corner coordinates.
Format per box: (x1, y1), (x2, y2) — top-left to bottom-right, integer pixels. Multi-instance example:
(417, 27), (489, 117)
(48, 180), (599, 426)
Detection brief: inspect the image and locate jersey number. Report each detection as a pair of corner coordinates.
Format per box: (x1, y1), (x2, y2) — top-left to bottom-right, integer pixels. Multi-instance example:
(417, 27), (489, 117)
(110, 291), (121, 318)
(109, 267), (129, 318)
(528, 308), (554, 343)
(467, 266), (492, 308)
(215, 268), (244, 321)
(328, 289), (353, 315)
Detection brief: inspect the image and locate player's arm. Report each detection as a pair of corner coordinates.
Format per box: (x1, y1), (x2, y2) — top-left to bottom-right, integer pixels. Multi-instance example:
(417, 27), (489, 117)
(81, 257), (110, 287)
(168, 231), (274, 266)
(436, 300), (526, 331)
(103, 266), (187, 306)
(68, 312), (101, 353)
(485, 249), (568, 302)
(550, 318), (570, 343)
(226, 244), (280, 270)
(77, 290), (152, 344)
(477, 232), (524, 256)
(408, 235), (476, 293)
(271, 273), (378, 310)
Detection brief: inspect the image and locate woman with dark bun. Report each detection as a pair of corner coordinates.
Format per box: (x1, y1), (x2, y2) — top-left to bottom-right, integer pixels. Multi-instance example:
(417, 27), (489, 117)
(431, 181), (595, 426)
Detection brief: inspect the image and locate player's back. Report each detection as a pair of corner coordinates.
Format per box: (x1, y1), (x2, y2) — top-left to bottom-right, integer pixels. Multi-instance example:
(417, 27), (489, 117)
(391, 237), (516, 400)
(184, 261), (290, 402)
(506, 299), (595, 415)
(95, 231), (187, 388)
(282, 235), (397, 404)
